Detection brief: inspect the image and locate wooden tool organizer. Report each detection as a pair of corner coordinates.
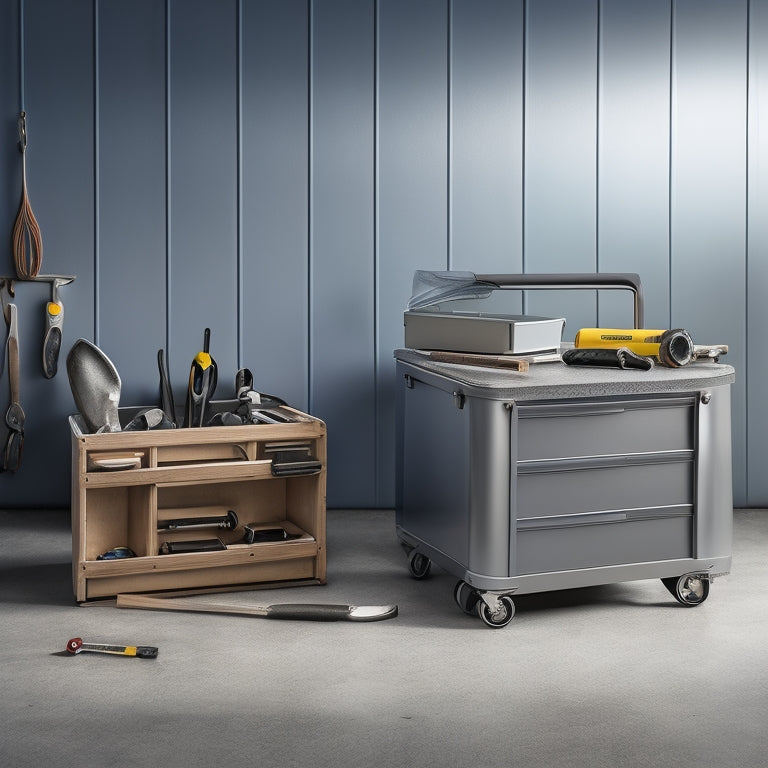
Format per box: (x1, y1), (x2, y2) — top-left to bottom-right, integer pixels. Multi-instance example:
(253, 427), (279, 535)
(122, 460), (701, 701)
(70, 408), (326, 603)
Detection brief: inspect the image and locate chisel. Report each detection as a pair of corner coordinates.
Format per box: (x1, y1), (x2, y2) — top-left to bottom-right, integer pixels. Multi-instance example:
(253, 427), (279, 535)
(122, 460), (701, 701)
(66, 637), (158, 658)
(117, 593), (398, 622)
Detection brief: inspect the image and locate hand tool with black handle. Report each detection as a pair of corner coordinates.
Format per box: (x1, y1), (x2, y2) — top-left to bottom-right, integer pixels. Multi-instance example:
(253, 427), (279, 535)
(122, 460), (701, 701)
(66, 637), (158, 659)
(184, 328), (217, 427)
(117, 593), (398, 622)
(562, 347), (653, 371)
(157, 348), (176, 426)
(3, 304), (25, 472)
(42, 277), (65, 378)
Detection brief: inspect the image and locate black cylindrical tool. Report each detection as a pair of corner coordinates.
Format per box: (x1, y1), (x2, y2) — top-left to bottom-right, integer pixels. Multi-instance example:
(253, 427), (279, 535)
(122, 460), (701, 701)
(158, 510), (238, 531)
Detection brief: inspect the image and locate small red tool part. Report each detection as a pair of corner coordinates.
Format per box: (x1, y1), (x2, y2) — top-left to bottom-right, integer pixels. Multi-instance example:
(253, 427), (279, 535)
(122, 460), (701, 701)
(66, 637), (83, 654)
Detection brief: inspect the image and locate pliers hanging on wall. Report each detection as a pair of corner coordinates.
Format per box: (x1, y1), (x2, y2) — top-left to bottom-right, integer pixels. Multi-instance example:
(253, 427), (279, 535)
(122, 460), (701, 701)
(2, 296), (25, 473)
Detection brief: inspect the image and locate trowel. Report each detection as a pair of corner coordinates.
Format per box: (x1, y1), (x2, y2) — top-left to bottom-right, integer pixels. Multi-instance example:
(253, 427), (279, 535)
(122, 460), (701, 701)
(66, 339), (122, 433)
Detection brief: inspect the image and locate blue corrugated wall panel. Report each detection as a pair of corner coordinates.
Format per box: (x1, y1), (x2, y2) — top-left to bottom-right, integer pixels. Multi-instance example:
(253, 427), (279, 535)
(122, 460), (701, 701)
(0, 0), (761, 508)
(748, 0), (768, 505)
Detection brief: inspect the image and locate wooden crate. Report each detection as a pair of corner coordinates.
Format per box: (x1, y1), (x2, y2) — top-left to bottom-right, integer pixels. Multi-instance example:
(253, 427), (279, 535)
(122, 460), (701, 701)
(70, 408), (326, 602)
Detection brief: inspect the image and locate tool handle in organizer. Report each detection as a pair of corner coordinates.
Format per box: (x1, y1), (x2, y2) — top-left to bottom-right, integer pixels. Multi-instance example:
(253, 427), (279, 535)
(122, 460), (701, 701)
(475, 273), (644, 328)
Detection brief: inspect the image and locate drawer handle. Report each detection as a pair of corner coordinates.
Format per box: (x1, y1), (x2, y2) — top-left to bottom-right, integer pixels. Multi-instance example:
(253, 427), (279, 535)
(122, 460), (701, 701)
(520, 407), (626, 419)
(518, 510), (628, 530)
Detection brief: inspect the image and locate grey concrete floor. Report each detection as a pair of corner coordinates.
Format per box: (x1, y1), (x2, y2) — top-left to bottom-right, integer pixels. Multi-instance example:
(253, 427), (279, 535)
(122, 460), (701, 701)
(1, 508), (766, 768)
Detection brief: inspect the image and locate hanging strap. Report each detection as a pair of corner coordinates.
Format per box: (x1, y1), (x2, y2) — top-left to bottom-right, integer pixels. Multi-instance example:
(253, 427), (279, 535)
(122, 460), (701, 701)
(11, 112), (43, 280)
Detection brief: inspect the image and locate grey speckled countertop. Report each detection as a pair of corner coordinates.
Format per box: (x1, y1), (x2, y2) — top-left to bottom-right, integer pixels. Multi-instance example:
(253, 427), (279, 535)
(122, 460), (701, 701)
(394, 348), (735, 401)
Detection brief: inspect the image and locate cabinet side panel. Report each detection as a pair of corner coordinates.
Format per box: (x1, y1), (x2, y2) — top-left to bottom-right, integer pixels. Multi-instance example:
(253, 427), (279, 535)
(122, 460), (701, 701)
(468, 398), (511, 578)
(695, 386), (733, 561)
(400, 380), (470, 566)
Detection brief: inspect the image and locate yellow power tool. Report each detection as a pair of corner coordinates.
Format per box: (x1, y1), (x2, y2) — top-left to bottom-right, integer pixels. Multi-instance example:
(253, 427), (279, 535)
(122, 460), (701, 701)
(574, 328), (696, 368)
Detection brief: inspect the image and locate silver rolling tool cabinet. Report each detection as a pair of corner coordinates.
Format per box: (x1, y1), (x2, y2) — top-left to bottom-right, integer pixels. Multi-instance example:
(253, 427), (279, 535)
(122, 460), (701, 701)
(394, 350), (735, 629)
(395, 349), (734, 627)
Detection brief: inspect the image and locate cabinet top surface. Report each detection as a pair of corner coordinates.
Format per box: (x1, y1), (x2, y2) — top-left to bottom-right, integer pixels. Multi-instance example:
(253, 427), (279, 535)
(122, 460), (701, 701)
(394, 348), (735, 401)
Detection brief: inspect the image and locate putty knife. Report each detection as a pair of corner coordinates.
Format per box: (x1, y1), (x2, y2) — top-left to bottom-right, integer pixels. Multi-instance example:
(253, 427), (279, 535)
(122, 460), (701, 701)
(117, 593), (398, 622)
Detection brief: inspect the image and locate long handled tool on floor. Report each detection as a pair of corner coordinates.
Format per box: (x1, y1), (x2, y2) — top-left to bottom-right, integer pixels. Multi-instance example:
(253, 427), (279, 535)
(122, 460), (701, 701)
(66, 637), (158, 659)
(117, 593), (398, 622)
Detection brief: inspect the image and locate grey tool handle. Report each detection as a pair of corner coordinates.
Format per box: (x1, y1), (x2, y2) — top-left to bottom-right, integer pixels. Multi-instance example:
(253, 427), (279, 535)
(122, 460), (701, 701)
(476, 272), (644, 328)
(562, 347), (653, 371)
(6, 304), (20, 404)
(265, 603), (398, 622)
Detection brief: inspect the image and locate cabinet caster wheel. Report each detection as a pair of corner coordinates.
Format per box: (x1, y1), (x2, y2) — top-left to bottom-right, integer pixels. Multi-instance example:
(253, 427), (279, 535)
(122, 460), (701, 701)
(454, 580), (480, 615)
(476, 595), (515, 628)
(408, 551), (431, 579)
(662, 574), (710, 606)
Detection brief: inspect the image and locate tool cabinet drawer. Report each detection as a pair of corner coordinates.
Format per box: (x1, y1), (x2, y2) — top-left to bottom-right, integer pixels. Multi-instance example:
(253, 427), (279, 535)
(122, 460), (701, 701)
(515, 457), (694, 519)
(515, 396), (696, 461)
(515, 513), (693, 575)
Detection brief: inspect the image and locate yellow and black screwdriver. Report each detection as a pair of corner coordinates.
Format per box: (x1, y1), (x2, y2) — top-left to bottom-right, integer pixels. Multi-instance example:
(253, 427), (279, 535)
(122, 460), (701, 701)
(184, 327), (217, 428)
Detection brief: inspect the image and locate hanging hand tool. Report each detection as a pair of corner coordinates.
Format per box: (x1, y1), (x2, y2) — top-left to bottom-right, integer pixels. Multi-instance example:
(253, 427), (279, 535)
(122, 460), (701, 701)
(157, 349), (176, 426)
(42, 277), (65, 378)
(11, 112), (43, 280)
(0, 279), (14, 377)
(3, 304), (25, 472)
(66, 637), (158, 659)
(117, 593), (399, 622)
(184, 328), (217, 428)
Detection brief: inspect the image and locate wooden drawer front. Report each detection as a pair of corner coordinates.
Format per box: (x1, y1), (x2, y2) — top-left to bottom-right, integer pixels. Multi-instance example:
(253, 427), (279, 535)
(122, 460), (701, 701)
(515, 514), (693, 575)
(516, 458), (693, 519)
(516, 396), (695, 462)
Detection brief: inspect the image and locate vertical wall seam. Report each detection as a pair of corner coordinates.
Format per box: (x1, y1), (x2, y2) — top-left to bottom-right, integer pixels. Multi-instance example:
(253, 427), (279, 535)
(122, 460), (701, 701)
(18, 0), (24, 110)
(522, 0), (528, 312)
(307, 0), (313, 414)
(447, 0), (453, 270)
(595, 0), (601, 320)
(93, 0), (100, 344)
(165, 0), (172, 355)
(744, 0), (751, 501)
(373, 0), (380, 506)
(236, 0), (243, 368)
(668, 0), (675, 329)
